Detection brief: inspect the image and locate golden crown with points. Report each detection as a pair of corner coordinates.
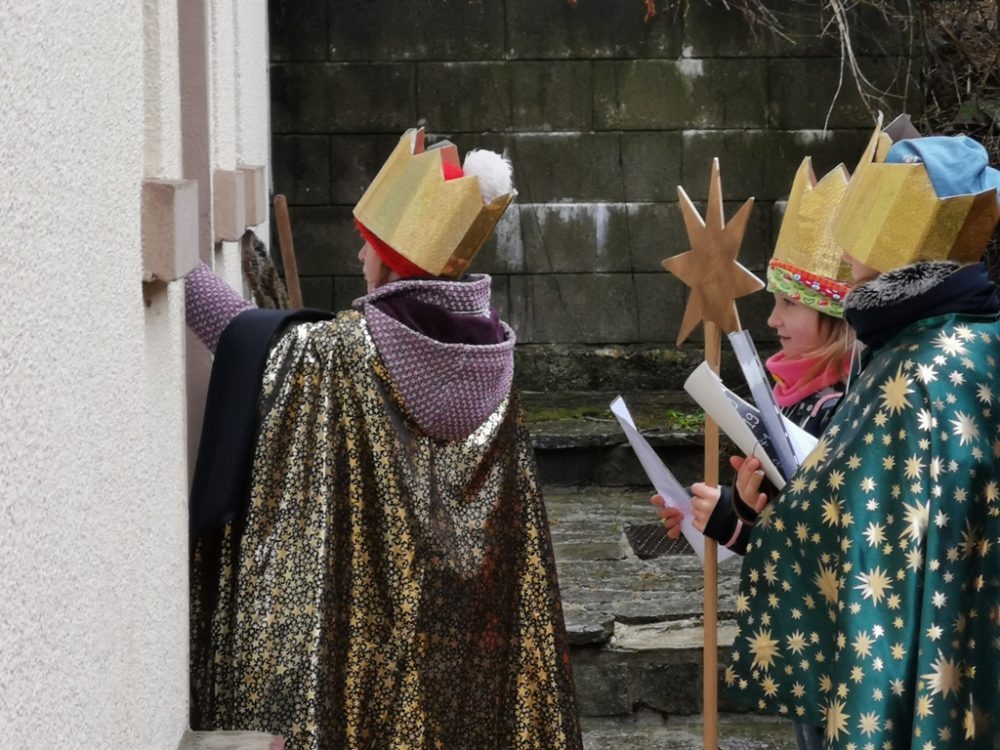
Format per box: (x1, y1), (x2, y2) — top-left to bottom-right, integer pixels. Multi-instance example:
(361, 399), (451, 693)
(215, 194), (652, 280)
(832, 113), (1000, 273)
(772, 158), (851, 280)
(353, 128), (514, 278)
(768, 157), (854, 316)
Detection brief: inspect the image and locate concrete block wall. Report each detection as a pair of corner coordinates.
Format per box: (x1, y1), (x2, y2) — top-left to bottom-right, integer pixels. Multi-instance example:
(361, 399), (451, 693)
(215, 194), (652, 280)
(269, 0), (912, 384)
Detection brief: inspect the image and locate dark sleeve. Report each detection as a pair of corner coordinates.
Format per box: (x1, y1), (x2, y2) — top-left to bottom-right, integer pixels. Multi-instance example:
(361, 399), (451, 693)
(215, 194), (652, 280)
(800, 393), (842, 436)
(703, 485), (738, 544)
(189, 307), (334, 537)
(732, 475), (778, 526)
(731, 522), (753, 556)
(703, 485), (756, 556)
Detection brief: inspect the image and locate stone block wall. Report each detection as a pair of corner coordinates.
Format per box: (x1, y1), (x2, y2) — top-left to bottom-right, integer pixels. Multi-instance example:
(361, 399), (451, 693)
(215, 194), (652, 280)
(269, 0), (912, 388)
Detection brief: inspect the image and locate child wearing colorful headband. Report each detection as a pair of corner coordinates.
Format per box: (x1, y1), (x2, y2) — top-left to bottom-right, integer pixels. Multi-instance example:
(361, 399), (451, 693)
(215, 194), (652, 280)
(727, 115), (1000, 749)
(651, 157), (855, 750)
(652, 157), (854, 556)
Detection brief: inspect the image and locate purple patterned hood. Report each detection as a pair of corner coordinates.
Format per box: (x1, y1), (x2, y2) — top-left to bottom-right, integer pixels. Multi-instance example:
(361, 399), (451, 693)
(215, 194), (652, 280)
(354, 275), (516, 441)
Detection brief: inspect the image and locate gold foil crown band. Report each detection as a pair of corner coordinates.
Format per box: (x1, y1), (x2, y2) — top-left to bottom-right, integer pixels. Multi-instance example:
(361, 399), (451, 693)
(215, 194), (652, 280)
(353, 128), (515, 278)
(832, 113), (1000, 273)
(771, 157), (852, 283)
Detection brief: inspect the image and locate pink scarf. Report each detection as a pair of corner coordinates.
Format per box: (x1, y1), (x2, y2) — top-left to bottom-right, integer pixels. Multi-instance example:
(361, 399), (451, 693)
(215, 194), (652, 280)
(765, 351), (845, 408)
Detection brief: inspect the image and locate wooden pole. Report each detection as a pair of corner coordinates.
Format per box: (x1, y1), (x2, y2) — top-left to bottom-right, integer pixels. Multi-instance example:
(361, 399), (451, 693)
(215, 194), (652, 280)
(273, 194), (303, 309)
(703, 321), (722, 750)
(661, 159), (760, 750)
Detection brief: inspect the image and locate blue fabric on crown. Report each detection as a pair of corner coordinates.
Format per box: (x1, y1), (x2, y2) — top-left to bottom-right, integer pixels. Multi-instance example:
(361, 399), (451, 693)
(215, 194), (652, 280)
(886, 135), (1000, 201)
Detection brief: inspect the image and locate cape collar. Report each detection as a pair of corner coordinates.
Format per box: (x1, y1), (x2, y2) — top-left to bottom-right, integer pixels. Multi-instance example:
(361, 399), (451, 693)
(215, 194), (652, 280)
(844, 261), (1000, 350)
(354, 275), (516, 441)
(843, 261), (960, 311)
(355, 274), (494, 315)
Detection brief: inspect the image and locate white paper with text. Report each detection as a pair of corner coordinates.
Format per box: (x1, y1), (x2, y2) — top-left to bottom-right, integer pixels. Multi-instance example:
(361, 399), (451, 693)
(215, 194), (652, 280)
(683, 362), (819, 490)
(727, 330), (802, 478)
(610, 396), (735, 563)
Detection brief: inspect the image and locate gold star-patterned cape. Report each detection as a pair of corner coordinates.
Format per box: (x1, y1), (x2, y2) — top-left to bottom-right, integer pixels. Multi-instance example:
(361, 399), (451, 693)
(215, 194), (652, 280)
(191, 311), (581, 750)
(727, 311), (1000, 748)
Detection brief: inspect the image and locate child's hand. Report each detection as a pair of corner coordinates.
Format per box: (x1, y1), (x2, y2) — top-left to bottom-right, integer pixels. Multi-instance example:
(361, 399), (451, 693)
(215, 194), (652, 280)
(729, 455), (769, 512)
(649, 494), (684, 539)
(689, 483), (722, 532)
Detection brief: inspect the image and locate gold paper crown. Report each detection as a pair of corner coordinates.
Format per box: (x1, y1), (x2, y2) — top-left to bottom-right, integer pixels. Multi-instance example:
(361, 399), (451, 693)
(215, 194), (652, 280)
(772, 157), (852, 283)
(832, 113), (1000, 273)
(767, 158), (853, 316)
(353, 128), (514, 278)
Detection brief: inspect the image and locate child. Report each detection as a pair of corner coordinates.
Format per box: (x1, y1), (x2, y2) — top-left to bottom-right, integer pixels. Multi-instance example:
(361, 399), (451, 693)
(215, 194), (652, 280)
(726, 117), (1000, 748)
(651, 157), (855, 750)
(186, 129), (582, 750)
(652, 157), (855, 556)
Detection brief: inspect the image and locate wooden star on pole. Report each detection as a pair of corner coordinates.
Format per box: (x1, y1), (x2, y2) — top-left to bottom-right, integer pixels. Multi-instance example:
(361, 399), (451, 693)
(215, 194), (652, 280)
(662, 158), (763, 345)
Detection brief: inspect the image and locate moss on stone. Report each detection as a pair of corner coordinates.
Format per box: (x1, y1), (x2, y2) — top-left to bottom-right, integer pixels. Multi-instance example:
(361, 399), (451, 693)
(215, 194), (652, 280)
(524, 405), (609, 423)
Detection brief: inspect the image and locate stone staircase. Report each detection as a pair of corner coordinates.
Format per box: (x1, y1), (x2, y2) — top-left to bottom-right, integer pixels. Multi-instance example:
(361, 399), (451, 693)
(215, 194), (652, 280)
(525, 392), (795, 750)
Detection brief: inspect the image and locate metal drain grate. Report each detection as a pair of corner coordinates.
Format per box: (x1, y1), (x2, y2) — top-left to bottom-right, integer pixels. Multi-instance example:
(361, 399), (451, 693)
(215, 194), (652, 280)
(624, 523), (695, 558)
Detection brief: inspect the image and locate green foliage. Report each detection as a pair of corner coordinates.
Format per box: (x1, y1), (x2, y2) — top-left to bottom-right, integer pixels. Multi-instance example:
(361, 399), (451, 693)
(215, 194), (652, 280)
(524, 403), (704, 431)
(660, 408), (705, 432)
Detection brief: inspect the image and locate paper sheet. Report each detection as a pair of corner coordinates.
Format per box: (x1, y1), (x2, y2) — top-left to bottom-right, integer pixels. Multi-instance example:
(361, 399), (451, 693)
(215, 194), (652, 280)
(727, 330), (801, 477)
(609, 396), (734, 563)
(683, 362), (818, 491)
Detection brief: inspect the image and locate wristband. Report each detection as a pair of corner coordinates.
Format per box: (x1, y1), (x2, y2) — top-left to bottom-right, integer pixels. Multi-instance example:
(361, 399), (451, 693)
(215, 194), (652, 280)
(724, 519), (744, 549)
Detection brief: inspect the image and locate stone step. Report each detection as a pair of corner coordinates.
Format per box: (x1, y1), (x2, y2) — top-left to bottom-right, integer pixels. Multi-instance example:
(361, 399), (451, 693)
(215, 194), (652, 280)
(513, 344), (779, 395)
(179, 731), (283, 750)
(581, 710), (796, 750)
(523, 391), (712, 487)
(545, 486), (747, 720)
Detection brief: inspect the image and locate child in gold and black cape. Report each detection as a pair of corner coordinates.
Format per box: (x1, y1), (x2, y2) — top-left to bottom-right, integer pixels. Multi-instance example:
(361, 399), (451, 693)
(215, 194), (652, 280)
(726, 115), (1000, 748)
(186, 129), (581, 750)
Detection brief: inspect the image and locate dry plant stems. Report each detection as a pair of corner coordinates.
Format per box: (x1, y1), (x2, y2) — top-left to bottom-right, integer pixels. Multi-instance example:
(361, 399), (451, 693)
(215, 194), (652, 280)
(733, 0), (1000, 262)
(566, 0), (1000, 271)
(907, 2), (998, 156)
(916, 1), (1000, 269)
(566, 0), (995, 150)
(566, 1), (913, 115)
(711, 0), (999, 262)
(827, 0), (903, 126)
(724, 0), (915, 122)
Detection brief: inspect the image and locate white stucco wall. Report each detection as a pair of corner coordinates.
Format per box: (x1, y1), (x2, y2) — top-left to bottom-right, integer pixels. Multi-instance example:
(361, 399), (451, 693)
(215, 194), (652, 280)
(212, 0), (272, 285)
(0, 0), (271, 746)
(145, 0), (184, 179)
(184, 0), (273, 474)
(0, 1), (189, 747)
(235, 0), (273, 186)
(208, 0), (242, 290)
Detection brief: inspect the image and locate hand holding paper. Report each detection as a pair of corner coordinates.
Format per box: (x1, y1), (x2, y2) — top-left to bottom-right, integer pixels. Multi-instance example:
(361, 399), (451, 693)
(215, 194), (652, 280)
(731, 455), (770, 512)
(683, 362), (818, 490)
(727, 330), (801, 479)
(610, 396), (734, 563)
(688, 482), (723, 533)
(649, 494), (685, 538)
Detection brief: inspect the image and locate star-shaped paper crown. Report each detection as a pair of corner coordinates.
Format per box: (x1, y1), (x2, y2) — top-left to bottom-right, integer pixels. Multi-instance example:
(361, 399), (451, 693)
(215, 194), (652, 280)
(662, 159), (764, 345)
(767, 158), (853, 318)
(832, 113), (1000, 273)
(353, 128), (515, 278)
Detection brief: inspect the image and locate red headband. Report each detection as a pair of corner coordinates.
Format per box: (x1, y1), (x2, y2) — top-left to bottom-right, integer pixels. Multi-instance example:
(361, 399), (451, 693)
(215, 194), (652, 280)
(356, 160), (466, 278)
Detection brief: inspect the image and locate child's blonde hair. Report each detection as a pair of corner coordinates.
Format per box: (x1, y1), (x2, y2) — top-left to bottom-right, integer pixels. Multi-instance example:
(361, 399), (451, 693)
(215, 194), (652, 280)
(799, 311), (852, 385)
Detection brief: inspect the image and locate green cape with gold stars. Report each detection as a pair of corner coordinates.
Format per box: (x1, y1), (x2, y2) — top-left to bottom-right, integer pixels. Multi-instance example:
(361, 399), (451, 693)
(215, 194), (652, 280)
(727, 311), (1000, 748)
